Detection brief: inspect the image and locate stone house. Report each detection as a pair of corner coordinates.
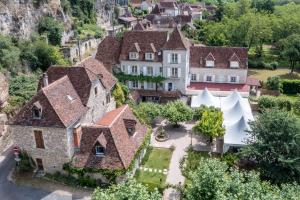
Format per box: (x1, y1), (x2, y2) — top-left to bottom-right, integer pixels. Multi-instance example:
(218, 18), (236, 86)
(9, 58), (118, 173)
(95, 27), (250, 99)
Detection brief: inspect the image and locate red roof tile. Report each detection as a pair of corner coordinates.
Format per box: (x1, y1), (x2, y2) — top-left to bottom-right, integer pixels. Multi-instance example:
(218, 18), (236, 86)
(73, 105), (147, 169)
(11, 76), (87, 127)
(190, 46), (248, 69)
(95, 36), (122, 72)
(163, 27), (190, 50)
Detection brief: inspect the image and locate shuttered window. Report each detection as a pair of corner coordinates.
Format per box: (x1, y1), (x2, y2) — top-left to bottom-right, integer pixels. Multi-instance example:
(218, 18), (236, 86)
(34, 130), (45, 149)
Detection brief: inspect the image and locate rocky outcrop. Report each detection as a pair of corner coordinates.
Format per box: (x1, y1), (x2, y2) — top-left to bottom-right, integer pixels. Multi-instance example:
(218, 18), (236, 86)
(0, 72), (8, 108)
(0, 0), (73, 42)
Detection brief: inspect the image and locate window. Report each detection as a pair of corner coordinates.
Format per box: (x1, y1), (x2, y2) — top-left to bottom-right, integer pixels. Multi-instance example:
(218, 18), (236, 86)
(230, 61), (239, 68)
(129, 52), (138, 60)
(73, 128), (80, 148)
(171, 53), (178, 63)
(34, 130), (45, 149)
(148, 82), (154, 89)
(206, 76), (212, 82)
(106, 92), (111, 103)
(206, 60), (214, 67)
(147, 66), (153, 76)
(159, 67), (163, 75)
(131, 65), (138, 75)
(230, 76), (237, 83)
(191, 74), (196, 81)
(132, 81), (138, 88)
(171, 67), (178, 77)
(145, 53), (154, 60)
(95, 145), (105, 156)
(122, 65), (126, 72)
(33, 106), (42, 119)
(94, 86), (98, 96)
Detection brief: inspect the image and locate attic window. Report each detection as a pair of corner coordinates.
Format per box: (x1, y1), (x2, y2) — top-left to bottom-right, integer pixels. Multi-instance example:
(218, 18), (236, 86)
(95, 144), (105, 156)
(145, 53), (154, 60)
(67, 95), (75, 101)
(32, 102), (42, 119)
(124, 119), (137, 136)
(230, 61), (239, 68)
(205, 60), (214, 67)
(129, 52), (139, 60)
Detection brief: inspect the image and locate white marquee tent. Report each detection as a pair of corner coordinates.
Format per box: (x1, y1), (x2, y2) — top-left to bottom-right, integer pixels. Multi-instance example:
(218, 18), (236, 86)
(190, 89), (254, 152)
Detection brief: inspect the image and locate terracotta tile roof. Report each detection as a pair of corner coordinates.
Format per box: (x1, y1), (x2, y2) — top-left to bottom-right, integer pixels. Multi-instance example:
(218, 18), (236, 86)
(119, 31), (168, 61)
(190, 46), (248, 69)
(159, 0), (178, 9)
(73, 105), (147, 169)
(38, 67), (95, 105)
(11, 76), (87, 127)
(95, 36), (122, 72)
(174, 15), (192, 24)
(188, 82), (250, 93)
(163, 27), (190, 50)
(77, 57), (117, 90)
(133, 21), (146, 30)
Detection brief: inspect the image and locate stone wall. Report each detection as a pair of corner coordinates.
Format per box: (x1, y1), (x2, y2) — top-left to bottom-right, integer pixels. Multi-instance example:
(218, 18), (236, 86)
(0, 72), (8, 108)
(11, 125), (70, 173)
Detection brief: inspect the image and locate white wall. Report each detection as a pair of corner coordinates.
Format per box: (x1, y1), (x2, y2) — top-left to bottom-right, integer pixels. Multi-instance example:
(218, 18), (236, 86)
(189, 67), (248, 84)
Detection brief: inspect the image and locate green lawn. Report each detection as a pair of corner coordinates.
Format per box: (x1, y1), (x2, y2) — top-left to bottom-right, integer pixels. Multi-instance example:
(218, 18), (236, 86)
(134, 147), (173, 192)
(280, 94), (299, 102)
(248, 68), (300, 82)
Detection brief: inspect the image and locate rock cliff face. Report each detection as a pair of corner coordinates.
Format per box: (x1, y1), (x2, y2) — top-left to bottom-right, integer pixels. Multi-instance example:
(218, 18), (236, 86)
(0, 0), (73, 41)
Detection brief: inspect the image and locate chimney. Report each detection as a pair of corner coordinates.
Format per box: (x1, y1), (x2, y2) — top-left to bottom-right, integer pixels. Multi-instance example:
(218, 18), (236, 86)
(43, 73), (49, 87)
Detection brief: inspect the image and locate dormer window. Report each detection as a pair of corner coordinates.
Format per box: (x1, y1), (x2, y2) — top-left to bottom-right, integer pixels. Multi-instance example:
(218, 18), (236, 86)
(95, 144), (105, 156)
(230, 61), (239, 68)
(129, 52), (139, 60)
(206, 60), (214, 67)
(145, 53), (154, 60)
(32, 102), (42, 119)
(124, 119), (136, 136)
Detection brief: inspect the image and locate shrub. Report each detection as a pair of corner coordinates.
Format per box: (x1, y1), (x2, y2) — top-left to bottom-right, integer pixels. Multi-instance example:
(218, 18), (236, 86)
(270, 61), (278, 70)
(264, 63), (273, 70)
(220, 152), (239, 167)
(293, 96), (300, 115)
(258, 95), (292, 111)
(281, 79), (300, 94)
(38, 17), (63, 46)
(18, 151), (35, 173)
(266, 76), (281, 91)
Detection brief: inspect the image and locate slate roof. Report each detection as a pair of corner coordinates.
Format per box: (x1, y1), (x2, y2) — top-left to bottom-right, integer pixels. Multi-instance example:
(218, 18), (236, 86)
(77, 57), (117, 90)
(11, 76), (87, 128)
(133, 21), (146, 30)
(95, 36), (122, 72)
(119, 31), (168, 61)
(190, 46), (248, 69)
(73, 105), (147, 169)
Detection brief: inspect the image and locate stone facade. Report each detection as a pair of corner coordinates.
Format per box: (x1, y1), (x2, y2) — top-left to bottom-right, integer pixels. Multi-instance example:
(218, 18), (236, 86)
(11, 125), (69, 173)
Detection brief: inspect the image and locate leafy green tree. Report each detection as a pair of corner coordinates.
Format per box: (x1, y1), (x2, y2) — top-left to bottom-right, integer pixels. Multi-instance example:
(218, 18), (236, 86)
(280, 34), (300, 74)
(162, 100), (193, 127)
(203, 22), (229, 46)
(241, 109), (300, 184)
(38, 16), (63, 46)
(112, 82), (126, 107)
(294, 95), (300, 116)
(134, 102), (162, 125)
(252, 0), (275, 13)
(193, 109), (225, 145)
(184, 158), (300, 200)
(92, 179), (161, 200)
(215, 0), (225, 21)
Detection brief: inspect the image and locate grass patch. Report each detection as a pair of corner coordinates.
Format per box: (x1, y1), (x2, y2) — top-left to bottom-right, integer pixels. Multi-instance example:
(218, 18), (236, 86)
(134, 147), (173, 192)
(248, 68), (300, 82)
(280, 94), (299, 102)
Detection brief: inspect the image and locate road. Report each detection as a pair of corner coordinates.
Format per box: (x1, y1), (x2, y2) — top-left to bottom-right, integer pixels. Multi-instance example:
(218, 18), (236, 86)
(0, 147), (73, 200)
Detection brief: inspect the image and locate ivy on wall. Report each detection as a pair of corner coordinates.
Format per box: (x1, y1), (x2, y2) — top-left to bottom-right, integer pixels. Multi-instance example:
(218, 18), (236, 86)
(114, 72), (166, 84)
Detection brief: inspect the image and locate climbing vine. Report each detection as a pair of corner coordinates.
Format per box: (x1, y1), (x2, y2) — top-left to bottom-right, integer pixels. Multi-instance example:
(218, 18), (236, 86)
(114, 72), (166, 84)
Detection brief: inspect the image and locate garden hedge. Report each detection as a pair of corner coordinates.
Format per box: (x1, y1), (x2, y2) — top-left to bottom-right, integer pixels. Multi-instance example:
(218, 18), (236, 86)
(281, 79), (300, 94)
(258, 95), (292, 111)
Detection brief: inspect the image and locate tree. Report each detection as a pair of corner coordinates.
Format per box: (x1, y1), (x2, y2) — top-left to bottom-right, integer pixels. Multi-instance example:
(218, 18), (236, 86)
(215, 0), (225, 21)
(280, 34), (300, 74)
(192, 108), (225, 145)
(162, 100), (193, 127)
(252, 0), (275, 13)
(112, 82), (126, 107)
(92, 179), (161, 200)
(266, 76), (282, 91)
(134, 102), (162, 125)
(241, 109), (300, 184)
(38, 16), (63, 46)
(184, 158), (300, 200)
